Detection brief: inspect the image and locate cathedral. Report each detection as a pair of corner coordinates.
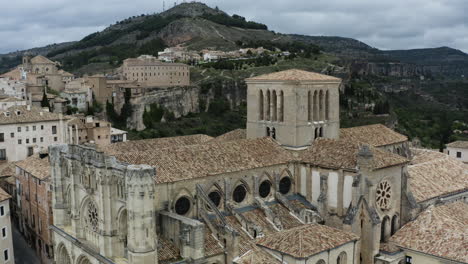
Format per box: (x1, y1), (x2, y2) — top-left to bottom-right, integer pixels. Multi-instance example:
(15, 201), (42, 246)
(49, 69), (467, 264)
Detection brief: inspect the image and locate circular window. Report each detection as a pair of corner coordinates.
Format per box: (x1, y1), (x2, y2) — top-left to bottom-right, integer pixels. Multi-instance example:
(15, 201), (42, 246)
(376, 180), (392, 210)
(233, 185), (247, 203)
(86, 201), (98, 232)
(208, 191), (221, 207)
(279, 177), (292, 194)
(259, 180), (271, 198)
(175, 197), (191, 215)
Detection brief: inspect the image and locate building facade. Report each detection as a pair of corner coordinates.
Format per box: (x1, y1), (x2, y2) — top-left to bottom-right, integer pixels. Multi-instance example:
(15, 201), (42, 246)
(0, 188), (14, 264)
(0, 105), (69, 162)
(15, 154), (54, 263)
(49, 69), (422, 264)
(122, 55), (190, 87)
(446, 141), (468, 163)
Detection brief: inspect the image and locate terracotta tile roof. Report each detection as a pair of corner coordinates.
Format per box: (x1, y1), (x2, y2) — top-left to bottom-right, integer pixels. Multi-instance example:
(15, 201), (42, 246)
(0, 187), (11, 202)
(15, 154), (50, 180)
(30, 55), (55, 65)
(0, 163), (15, 177)
(446, 140), (468, 149)
(236, 248), (281, 264)
(246, 69), (341, 82)
(101, 134), (213, 155)
(256, 224), (359, 258)
(410, 148), (447, 165)
(408, 149), (468, 203)
(113, 137), (293, 184)
(210, 129), (246, 143)
(0, 96), (25, 103)
(390, 202), (468, 263)
(299, 138), (408, 171)
(158, 237), (181, 264)
(204, 230), (224, 257)
(58, 69), (74, 77)
(340, 124), (408, 147)
(0, 105), (67, 125)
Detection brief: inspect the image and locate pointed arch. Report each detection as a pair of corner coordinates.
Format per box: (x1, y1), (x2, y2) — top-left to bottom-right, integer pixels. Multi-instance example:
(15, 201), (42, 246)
(313, 90), (318, 121)
(337, 251), (347, 264)
(56, 243), (71, 264)
(325, 90), (330, 120)
(381, 215), (391, 242)
(77, 255), (93, 264)
(307, 91), (312, 121)
(391, 214), (399, 235)
(259, 90), (264, 120)
(279, 90), (284, 122)
(266, 90), (271, 121)
(272, 90), (277, 121)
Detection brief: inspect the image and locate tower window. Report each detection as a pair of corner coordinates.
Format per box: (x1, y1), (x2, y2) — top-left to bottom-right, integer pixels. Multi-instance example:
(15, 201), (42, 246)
(208, 191), (221, 207)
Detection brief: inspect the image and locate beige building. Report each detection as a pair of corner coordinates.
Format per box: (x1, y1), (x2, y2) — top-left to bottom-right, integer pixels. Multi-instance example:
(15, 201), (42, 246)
(0, 105), (70, 162)
(48, 69), (444, 264)
(0, 188), (14, 263)
(122, 55), (190, 87)
(67, 115), (114, 146)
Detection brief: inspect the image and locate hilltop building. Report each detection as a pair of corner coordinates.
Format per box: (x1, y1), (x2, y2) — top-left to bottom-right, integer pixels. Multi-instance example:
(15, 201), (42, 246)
(48, 69), (466, 264)
(446, 140), (468, 163)
(0, 77), (26, 99)
(0, 188), (14, 264)
(121, 55), (190, 86)
(0, 96), (27, 111)
(67, 115), (126, 146)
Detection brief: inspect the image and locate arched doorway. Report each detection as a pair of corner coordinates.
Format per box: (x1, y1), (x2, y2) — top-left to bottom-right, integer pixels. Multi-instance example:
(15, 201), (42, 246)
(56, 244), (71, 264)
(118, 209), (128, 257)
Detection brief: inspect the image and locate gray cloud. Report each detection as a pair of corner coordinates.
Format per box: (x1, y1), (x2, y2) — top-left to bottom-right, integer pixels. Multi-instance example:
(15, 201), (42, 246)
(1, 0), (468, 54)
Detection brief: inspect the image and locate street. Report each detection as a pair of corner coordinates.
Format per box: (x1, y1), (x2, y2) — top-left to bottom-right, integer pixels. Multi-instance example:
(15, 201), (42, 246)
(12, 226), (40, 264)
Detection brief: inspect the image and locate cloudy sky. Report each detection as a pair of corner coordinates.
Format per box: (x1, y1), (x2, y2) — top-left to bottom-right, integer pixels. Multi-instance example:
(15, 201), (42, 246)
(2, 0), (468, 54)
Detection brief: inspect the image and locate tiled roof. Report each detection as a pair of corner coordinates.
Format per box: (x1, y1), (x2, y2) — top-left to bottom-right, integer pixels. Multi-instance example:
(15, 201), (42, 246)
(0, 163), (15, 177)
(30, 55), (55, 65)
(204, 231), (224, 257)
(236, 248), (281, 264)
(113, 137), (293, 184)
(446, 140), (468, 149)
(246, 69), (341, 82)
(158, 237), (181, 264)
(340, 124), (408, 147)
(256, 224), (359, 258)
(390, 202), (468, 263)
(15, 154), (50, 180)
(0, 105), (66, 125)
(408, 149), (467, 203)
(299, 138), (408, 171)
(0, 187), (11, 202)
(102, 134), (214, 156)
(0, 97), (25, 103)
(58, 69), (74, 77)
(410, 148), (447, 165)
(210, 129), (246, 143)
(0, 68), (21, 80)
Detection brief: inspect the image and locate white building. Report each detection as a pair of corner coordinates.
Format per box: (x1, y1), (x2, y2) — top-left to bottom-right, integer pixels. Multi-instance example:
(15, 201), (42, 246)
(0, 97), (27, 111)
(446, 141), (468, 163)
(0, 188), (14, 264)
(110, 127), (128, 143)
(61, 78), (92, 111)
(0, 77), (26, 99)
(0, 105), (70, 162)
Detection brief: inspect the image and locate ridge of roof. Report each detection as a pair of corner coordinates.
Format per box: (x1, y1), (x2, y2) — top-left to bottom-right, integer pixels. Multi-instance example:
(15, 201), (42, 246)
(246, 69), (341, 82)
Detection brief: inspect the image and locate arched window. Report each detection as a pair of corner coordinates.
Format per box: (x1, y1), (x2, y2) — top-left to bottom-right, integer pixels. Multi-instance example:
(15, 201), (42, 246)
(57, 244), (71, 264)
(259, 180), (272, 198)
(279, 90), (284, 122)
(319, 90), (324, 120)
(272, 90), (277, 121)
(175, 196), (191, 215)
(314, 127), (319, 139)
(316, 260), (326, 264)
(307, 91), (312, 121)
(319, 127), (323, 137)
(259, 90), (264, 120)
(279, 177), (292, 194)
(233, 185), (247, 203)
(266, 127), (271, 137)
(118, 209), (128, 256)
(325, 90), (330, 120)
(337, 251), (347, 264)
(266, 90), (271, 121)
(313, 91), (318, 121)
(271, 127), (276, 139)
(391, 215), (399, 235)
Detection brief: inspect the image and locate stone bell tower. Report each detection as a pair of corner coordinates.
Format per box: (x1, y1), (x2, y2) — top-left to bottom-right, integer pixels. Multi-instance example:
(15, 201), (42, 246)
(246, 69), (341, 148)
(126, 165), (158, 264)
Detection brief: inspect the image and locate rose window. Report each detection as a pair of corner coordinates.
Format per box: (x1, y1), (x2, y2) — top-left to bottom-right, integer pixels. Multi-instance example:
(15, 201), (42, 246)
(376, 180), (392, 210)
(87, 202), (99, 231)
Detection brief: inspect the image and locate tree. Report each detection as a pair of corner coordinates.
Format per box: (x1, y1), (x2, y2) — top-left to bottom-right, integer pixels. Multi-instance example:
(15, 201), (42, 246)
(40, 89), (50, 110)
